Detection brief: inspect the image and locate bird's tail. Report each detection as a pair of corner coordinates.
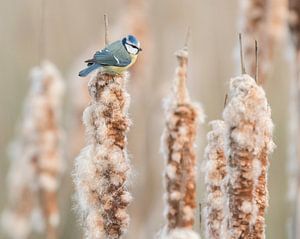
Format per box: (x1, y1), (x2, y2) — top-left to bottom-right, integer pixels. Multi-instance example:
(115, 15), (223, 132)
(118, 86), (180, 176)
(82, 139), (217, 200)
(78, 63), (100, 77)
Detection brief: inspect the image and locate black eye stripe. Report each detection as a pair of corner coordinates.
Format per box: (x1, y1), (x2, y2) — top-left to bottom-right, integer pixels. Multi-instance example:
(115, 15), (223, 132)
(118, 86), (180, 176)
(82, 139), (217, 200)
(127, 43), (139, 49)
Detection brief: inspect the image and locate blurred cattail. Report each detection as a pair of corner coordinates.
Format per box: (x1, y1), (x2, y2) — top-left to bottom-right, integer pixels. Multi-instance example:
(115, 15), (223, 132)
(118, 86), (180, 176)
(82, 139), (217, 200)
(1, 61), (65, 239)
(73, 71), (132, 239)
(159, 46), (203, 239)
(287, 0), (300, 237)
(239, 0), (287, 83)
(35, 62), (65, 239)
(203, 120), (227, 239)
(223, 74), (275, 238)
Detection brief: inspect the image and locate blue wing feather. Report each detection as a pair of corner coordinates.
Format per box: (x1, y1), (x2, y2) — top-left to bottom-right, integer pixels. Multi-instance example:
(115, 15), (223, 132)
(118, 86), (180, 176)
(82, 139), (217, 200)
(85, 41), (131, 67)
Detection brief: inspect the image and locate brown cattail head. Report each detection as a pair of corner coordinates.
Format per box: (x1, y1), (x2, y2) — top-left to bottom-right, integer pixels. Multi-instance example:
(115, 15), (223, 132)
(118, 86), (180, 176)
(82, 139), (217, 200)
(1, 61), (65, 239)
(239, 0), (287, 84)
(203, 120), (227, 239)
(73, 71), (132, 239)
(223, 74), (275, 239)
(160, 46), (203, 238)
(34, 62), (65, 239)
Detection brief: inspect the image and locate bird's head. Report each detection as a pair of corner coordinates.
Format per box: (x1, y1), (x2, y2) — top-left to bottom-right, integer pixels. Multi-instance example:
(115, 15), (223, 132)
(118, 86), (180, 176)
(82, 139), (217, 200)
(122, 35), (142, 55)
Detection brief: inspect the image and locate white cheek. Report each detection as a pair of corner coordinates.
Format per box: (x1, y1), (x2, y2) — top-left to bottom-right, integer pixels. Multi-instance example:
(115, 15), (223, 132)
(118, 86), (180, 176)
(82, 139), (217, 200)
(126, 44), (138, 54)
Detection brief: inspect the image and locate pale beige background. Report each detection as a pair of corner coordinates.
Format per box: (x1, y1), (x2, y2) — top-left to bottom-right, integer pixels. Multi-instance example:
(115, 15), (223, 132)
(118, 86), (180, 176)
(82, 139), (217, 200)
(0, 0), (290, 238)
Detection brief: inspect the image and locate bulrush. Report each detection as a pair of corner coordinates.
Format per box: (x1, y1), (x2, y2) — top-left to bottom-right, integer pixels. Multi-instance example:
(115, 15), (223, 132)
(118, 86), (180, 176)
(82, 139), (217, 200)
(1, 62), (65, 239)
(223, 74), (275, 239)
(203, 120), (227, 239)
(159, 45), (203, 239)
(73, 72), (132, 239)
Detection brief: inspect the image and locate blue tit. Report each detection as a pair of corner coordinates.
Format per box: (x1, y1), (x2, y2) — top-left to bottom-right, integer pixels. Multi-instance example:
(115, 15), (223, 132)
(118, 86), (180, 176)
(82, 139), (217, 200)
(79, 35), (142, 77)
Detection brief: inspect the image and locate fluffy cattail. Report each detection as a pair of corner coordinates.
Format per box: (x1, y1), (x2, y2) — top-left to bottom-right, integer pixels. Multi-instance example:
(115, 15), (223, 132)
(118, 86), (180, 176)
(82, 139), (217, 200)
(287, 0), (300, 237)
(159, 46), (203, 239)
(239, 0), (287, 83)
(223, 74), (275, 239)
(35, 62), (65, 239)
(1, 62), (65, 239)
(73, 71), (132, 239)
(1, 145), (39, 239)
(203, 120), (227, 239)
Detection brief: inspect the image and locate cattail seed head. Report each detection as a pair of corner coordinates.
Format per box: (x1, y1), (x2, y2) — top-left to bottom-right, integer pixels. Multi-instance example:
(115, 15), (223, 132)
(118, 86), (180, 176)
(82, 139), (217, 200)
(73, 71), (132, 239)
(160, 47), (203, 239)
(223, 74), (275, 239)
(203, 120), (227, 239)
(1, 61), (65, 239)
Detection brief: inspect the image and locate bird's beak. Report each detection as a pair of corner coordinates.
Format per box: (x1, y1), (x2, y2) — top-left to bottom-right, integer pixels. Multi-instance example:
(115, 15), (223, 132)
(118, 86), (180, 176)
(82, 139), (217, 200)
(139, 48), (142, 52)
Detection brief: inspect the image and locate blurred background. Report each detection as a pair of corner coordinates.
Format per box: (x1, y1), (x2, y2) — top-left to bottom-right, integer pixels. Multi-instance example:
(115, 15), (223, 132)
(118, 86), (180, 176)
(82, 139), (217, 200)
(0, 0), (294, 238)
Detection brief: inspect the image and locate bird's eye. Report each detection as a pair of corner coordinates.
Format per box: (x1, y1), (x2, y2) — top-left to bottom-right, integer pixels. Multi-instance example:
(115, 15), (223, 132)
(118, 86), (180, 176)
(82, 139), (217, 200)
(125, 44), (139, 54)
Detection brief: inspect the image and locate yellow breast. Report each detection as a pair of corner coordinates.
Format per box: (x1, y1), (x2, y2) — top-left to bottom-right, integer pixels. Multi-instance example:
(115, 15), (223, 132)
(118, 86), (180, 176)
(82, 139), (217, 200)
(102, 55), (138, 74)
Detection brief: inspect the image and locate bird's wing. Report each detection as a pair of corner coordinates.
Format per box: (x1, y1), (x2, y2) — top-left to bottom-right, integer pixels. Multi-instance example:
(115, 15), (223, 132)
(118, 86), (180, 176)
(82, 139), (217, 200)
(85, 41), (131, 67)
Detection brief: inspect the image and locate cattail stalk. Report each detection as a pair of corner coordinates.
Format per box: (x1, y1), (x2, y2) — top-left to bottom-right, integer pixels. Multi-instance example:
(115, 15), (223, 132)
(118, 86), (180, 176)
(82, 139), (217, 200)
(239, 0), (287, 84)
(288, 0), (300, 237)
(1, 62), (65, 239)
(203, 120), (227, 239)
(223, 74), (275, 239)
(73, 71), (132, 239)
(159, 46), (202, 239)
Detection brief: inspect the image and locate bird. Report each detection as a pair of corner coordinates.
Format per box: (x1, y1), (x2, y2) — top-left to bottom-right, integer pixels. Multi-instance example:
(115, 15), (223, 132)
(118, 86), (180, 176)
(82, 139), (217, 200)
(79, 35), (142, 77)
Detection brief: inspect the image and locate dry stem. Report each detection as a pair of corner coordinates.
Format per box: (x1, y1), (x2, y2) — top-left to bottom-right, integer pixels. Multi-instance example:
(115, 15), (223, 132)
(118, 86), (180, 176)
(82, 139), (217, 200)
(104, 14), (109, 46)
